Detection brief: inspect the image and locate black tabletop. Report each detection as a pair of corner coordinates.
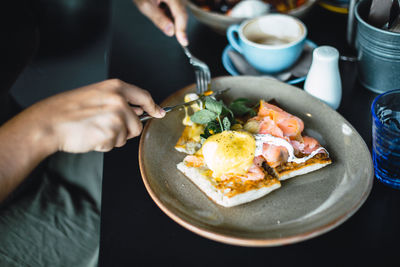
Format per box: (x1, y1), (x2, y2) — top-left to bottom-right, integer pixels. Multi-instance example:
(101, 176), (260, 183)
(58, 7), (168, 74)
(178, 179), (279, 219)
(100, 1), (400, 266)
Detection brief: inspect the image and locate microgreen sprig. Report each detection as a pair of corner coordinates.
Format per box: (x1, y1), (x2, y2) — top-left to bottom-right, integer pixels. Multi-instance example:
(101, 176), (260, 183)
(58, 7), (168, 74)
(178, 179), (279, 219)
(190, 97), (231, 132)
(228, 98), (257, 117)
(190, 96), (256, 139)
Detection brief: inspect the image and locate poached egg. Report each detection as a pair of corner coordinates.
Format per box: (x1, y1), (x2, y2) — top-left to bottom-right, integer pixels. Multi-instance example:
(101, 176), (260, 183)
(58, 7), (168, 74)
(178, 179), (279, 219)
(201, 130), (256, 178)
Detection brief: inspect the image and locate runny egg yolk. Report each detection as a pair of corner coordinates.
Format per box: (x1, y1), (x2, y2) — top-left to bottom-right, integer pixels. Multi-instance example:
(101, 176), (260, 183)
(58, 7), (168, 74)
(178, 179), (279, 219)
(201, 131), (256, 178)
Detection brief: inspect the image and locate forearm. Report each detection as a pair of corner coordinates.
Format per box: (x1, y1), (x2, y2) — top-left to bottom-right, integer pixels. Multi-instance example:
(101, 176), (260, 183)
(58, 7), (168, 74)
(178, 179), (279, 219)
(0, 79), (164, 203)
(0, 109), (56, 203)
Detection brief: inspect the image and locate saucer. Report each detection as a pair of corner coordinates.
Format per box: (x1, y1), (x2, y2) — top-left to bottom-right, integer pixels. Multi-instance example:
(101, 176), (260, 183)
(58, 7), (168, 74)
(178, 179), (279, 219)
(222, 39), (317, 85)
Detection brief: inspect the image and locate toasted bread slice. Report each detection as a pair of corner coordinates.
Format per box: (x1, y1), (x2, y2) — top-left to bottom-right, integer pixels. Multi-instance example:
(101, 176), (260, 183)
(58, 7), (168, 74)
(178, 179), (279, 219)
(177, 152), (332, 207)
(270, 153), (332, 181)
(177, 162), (281, 207)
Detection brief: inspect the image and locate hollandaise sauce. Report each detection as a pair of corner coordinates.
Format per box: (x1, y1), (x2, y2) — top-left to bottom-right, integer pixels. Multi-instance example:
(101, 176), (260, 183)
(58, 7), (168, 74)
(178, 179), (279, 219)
(182, 93), (203, 126)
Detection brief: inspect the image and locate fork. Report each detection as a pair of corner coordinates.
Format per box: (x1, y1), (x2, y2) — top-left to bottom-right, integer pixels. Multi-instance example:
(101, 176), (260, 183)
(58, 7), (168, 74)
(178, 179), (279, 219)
(182, 46), (211, 95)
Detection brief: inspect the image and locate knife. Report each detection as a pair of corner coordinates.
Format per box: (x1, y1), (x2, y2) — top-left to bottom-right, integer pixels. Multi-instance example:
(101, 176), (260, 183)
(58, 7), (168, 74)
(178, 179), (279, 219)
(139, 88), (230, 121)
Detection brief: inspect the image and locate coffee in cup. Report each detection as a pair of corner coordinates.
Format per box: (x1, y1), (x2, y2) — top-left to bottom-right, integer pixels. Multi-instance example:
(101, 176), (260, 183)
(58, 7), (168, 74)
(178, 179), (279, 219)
(227, 14), (307, 73)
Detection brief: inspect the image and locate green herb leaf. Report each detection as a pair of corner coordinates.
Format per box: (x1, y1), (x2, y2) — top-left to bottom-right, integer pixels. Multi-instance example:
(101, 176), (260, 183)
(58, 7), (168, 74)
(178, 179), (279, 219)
(205, 97), (223, 115)
(190, 109), (217, 124)
(221, 103), (234, 119)
(216, 116), (223, 132)
(200, 133), (209, 139)
(201, 120), (221, 139)
(229, 102), (252, 116)
(229, 98), (256, 117)
(207, 120), (220, 135)
(232, 98), (251, 104)
(222, 117), (231, 131)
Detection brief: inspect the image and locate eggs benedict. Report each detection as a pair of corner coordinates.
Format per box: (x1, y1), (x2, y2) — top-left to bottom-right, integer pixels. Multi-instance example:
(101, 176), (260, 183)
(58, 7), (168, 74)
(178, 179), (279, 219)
(175, 95), (331, 207)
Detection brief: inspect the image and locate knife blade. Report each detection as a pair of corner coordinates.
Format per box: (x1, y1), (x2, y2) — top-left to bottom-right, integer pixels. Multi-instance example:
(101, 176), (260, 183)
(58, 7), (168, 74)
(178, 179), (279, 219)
(139, 88), (230, 121)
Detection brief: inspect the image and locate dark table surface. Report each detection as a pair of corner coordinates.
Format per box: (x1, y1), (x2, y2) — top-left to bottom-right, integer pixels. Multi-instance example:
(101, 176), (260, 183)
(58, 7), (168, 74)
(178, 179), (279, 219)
(100, 1), (400, 266)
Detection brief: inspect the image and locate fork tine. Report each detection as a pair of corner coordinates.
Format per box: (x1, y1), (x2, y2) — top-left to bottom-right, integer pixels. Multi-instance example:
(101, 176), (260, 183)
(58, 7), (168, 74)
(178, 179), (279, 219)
(205, 70), (211, 89)
(195, 70), (202, 94)
(205, 72), (209, 91)
(205, 72), (208, 94)
(198, 71), (203, 95)
(181, 46), (212, 95)
(200, 71), (207, 94)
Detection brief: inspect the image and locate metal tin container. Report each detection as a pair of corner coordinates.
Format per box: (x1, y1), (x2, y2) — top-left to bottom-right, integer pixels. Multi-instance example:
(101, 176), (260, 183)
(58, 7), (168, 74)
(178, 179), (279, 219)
(355, 0), (400, 93)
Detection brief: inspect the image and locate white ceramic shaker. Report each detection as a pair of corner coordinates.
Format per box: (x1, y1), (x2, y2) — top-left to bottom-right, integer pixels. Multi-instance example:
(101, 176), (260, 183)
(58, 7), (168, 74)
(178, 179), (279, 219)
(304, 46), (342, 110)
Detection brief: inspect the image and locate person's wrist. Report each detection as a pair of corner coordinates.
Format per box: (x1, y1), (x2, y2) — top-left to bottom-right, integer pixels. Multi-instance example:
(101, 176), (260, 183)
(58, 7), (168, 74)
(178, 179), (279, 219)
(17, 106), (60, 158)
(30, 117), (59, 157)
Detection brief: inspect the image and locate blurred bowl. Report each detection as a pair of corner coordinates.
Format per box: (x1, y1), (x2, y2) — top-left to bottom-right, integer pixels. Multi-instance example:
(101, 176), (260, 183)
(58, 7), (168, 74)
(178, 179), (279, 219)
(187, 0), (316, 34)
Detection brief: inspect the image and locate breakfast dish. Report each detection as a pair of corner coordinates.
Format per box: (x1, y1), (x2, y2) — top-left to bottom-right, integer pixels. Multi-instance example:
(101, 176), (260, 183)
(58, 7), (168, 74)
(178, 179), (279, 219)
(186, 0), (316, 34)
(191, 0), (308, 16)
(174, 93), (331, 207)
(139, 76), (373, 246)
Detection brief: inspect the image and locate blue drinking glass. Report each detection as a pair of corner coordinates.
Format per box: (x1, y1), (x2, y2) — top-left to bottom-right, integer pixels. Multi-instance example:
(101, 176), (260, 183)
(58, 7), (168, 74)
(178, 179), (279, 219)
(371, 89), (400, 189)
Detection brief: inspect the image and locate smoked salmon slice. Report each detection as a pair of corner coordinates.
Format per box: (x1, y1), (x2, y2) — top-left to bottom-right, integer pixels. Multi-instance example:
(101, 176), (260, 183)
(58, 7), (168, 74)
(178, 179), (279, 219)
(258, 100), (304, 139)
(262, 143), (289, 168)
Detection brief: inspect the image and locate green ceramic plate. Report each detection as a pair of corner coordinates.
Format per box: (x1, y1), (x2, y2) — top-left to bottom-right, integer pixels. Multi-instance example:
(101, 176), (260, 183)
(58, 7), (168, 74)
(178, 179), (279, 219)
(139, 76), (373, 246)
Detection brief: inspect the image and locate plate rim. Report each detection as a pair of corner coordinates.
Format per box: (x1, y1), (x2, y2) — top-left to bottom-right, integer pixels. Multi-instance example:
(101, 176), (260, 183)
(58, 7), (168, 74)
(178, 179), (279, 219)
(139, 76), (374, 246)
